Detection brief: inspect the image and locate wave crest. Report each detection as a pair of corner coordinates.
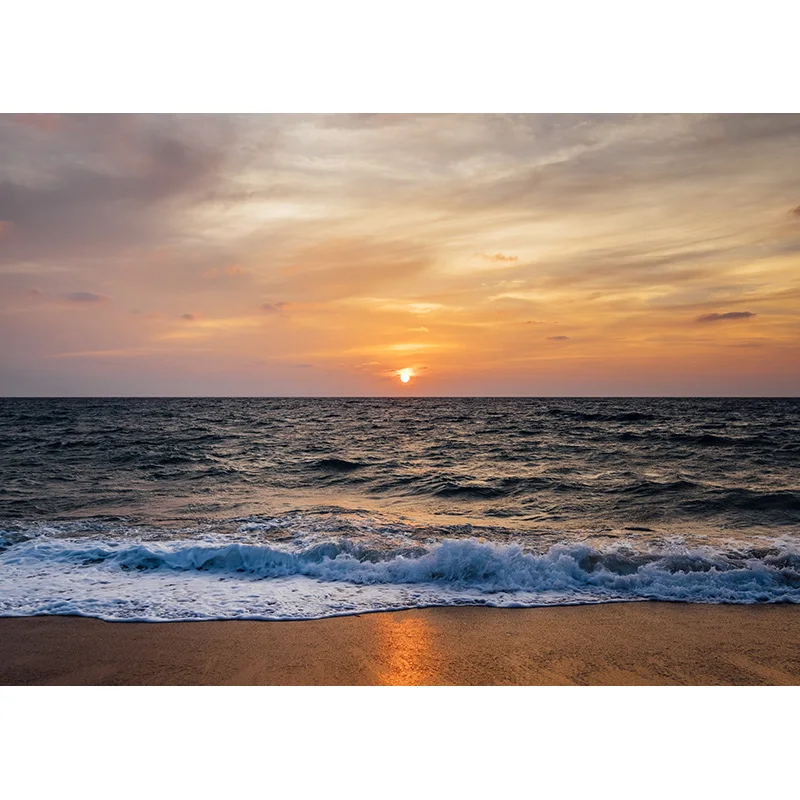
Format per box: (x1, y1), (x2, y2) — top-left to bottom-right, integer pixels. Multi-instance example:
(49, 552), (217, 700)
(3, 536), (799, 618)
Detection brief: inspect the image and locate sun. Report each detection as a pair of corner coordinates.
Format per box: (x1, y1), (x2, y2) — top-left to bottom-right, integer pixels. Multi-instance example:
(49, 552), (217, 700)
(397, 368), (414, 384)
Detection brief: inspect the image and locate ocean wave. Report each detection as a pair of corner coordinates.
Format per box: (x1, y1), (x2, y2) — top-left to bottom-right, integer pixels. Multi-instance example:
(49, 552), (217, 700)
(429, 482), (507, 499)
(1, 534), (798, 621)
(616, 478), (699, 496)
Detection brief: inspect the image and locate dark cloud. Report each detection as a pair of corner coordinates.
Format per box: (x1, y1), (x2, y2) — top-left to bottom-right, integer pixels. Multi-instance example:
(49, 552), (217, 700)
(546, 335), (570, 340)
(181, 313), (198, 321)
(0, 115), (233, 266)
(60, 292), (110, 304)
(790, 206), (800, 218)
(696, 311), (756, 323)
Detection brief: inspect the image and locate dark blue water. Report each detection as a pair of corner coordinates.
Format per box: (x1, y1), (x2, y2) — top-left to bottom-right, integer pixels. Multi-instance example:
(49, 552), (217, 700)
(1, 398), (798, 620)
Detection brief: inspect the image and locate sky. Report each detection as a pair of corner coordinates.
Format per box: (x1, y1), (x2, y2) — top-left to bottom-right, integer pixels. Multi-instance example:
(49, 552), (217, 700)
(1, 113), (799, 396)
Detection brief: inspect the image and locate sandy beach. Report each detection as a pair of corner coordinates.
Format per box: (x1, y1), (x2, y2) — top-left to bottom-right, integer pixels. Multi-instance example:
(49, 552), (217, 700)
(2, 602), (799, 685)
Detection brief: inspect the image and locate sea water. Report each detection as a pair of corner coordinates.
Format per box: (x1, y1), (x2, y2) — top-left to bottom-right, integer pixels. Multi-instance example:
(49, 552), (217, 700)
(1, 397), (798, 620)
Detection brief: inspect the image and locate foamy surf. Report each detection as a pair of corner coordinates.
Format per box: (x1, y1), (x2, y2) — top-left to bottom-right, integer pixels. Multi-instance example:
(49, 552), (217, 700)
(1, 530), (798, 622)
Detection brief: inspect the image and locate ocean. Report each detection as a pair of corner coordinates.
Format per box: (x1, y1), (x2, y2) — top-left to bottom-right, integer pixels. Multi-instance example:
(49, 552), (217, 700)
(1, 397), (798, 620)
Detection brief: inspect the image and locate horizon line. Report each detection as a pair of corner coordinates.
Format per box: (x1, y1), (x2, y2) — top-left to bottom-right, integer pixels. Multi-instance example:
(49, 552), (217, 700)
(1, 395), (798, 401)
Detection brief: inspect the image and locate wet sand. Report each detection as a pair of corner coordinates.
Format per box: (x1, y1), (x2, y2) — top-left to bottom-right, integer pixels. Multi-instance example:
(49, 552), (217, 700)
(2, 603), (799, 685)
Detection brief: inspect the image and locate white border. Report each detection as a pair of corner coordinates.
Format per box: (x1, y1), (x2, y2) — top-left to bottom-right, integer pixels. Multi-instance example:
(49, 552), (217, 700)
(3, 687), (798, 799)
(2, 1), (798, 112)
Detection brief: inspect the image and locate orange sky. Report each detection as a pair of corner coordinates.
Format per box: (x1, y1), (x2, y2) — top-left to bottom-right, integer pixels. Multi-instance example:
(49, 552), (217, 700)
(1, 114), (799, 395)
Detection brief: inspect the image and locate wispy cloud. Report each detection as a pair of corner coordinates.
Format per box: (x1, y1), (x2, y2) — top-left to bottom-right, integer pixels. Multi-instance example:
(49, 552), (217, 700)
(477, 252), (519, 263)
(157, 316), (263, 341)
(696, 311), (757, 323)
(261, 302), (289, 314)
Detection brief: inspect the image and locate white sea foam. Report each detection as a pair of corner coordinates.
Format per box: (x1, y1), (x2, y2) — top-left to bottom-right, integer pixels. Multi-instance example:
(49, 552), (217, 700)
(1, 532), (798, 621)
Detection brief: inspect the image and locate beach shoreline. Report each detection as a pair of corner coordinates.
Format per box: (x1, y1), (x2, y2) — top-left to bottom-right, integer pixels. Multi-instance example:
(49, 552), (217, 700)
(2, 602), (799, 686)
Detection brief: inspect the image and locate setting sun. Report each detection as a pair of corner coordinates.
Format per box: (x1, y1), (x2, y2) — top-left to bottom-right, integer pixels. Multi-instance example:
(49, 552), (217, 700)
(398, 368), (414, 384)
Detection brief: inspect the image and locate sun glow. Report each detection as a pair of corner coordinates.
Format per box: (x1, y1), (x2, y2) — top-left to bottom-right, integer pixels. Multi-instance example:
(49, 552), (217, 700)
(398, 368), (414, 384)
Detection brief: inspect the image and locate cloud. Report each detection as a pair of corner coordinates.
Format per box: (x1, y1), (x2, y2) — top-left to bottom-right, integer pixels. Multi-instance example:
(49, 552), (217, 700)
(407, 303), (442, 314)
(409, 326), (429, 332)
(386, 342), (442, 352)
(48, 347), (158, 359)
(440, 115), (800, 220)
(60, 291), (110, 304)
(261, 302), (289, 313)
(0, 114), (234, 267)
(695, 311), (756, 323)
(158, 315), (262, 342)
(546, 335), (570, 340)
(790, 206), (800, 219)
(478, 252), (519, 263)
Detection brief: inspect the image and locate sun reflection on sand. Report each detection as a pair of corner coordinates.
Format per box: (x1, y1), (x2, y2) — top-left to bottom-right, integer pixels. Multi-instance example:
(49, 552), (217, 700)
(373, 613), (439, 686)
